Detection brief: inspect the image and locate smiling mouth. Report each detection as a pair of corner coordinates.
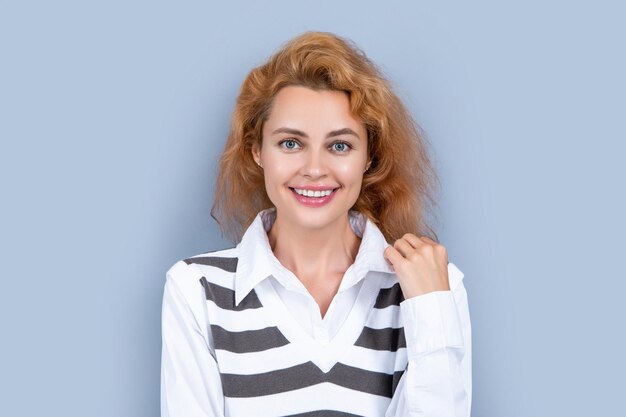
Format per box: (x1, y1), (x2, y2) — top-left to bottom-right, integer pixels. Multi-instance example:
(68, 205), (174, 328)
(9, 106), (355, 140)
(288, 187), (340, 197)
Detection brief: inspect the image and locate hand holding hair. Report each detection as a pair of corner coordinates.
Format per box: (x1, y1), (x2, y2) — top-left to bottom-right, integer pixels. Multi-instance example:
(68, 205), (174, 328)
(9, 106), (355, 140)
(383, 234), (451, 299)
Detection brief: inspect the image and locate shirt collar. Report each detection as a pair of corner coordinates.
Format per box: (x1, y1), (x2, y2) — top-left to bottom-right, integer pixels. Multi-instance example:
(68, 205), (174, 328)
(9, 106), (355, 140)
(234, 206), (395, 307)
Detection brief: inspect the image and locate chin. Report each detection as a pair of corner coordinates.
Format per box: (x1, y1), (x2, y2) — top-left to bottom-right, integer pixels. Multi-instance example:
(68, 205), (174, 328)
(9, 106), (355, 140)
(288, 206), (349, 229)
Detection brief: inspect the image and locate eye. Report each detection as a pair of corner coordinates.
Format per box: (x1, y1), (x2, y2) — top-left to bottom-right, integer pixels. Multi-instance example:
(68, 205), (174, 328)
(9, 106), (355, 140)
(277, 139), (353, 153)
(331, 141), (352, 153)
(278, 139), (301, 150)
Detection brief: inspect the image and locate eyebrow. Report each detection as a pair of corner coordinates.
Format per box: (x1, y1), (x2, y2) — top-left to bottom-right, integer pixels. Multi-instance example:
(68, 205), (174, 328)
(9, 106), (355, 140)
(271, 127), (360, 140)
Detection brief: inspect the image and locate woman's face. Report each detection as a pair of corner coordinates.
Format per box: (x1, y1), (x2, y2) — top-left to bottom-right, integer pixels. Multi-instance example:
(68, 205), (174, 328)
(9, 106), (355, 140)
(253, 85), (369, 231)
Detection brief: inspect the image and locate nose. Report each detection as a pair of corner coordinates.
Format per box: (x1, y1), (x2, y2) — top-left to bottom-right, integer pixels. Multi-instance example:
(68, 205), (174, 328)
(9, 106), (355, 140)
(300, 148), (328, 179)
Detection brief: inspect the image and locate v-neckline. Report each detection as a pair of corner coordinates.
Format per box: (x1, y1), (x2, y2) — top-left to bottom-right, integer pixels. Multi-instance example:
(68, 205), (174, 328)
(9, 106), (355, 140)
(254, 271), (383, 373)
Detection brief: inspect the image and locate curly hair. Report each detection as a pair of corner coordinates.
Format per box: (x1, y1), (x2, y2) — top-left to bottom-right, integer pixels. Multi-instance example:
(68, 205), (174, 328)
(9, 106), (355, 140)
(210, 31), (441, 244)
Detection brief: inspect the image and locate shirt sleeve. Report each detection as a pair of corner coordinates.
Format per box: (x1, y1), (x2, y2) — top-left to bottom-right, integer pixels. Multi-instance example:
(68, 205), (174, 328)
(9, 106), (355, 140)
(385, 265), (472, 417)
(161, 260), (225, 417)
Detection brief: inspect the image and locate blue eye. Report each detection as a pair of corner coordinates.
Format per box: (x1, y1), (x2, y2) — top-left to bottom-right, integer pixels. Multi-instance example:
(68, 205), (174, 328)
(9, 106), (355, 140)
(278, 139), (352, 153)
(279, 139), (301, 150)
(332, 141), (352, 153)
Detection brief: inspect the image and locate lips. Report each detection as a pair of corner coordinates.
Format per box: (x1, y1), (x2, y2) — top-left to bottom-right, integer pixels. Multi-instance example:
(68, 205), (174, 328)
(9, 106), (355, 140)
(288, 186), (339, 207)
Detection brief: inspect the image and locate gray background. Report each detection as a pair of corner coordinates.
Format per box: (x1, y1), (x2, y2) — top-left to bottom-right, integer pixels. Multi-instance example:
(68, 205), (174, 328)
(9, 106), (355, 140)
(1, 0), (624, 416)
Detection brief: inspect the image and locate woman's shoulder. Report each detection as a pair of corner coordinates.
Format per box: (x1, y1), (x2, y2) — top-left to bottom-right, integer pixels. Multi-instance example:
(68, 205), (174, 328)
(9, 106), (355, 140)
(165, 245), (239, 290)
(181, 245), (239, 269)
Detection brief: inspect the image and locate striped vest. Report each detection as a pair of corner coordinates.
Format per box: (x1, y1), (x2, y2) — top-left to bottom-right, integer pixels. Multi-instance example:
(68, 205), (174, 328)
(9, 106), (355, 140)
(184, 250), (408, 417)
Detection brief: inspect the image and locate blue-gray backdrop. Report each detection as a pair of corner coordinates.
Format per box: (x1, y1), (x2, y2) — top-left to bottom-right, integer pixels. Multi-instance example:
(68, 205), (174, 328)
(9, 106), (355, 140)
(1, 0), (624, 416)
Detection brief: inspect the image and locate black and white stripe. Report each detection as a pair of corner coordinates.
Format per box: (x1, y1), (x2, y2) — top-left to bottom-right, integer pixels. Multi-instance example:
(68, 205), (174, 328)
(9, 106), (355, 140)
(184, 251), (408, 417)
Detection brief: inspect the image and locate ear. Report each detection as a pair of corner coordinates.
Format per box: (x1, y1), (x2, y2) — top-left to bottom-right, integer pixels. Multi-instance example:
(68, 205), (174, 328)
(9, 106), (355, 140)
(251, 142), (261, 165)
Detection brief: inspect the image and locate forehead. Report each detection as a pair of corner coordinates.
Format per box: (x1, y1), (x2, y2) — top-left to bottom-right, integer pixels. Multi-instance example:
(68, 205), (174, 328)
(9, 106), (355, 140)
(265, 86), (364, 131)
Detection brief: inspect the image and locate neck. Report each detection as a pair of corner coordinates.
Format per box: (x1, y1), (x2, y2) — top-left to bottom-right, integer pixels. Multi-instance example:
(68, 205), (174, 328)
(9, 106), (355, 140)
(267, 211), (361, 285)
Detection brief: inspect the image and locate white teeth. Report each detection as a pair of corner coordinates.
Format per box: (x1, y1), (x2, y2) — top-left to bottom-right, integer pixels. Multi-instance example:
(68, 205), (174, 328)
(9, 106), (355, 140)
(293, 188), (335, 197)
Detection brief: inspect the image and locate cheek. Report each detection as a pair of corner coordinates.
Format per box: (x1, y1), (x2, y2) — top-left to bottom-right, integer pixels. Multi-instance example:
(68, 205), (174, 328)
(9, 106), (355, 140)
(264, 162), (294, 183)
(335, 160), (366, 182)
(262, 163), (295, 194)
(263, 150), (297, 171)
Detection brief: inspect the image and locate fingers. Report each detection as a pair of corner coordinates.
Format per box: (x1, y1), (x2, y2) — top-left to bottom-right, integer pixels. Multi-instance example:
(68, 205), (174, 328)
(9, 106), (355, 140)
(391, 233), (446, 262)
(404, 233), (440, 247)
(387, 233), (444, 263)
(401, 233), (423, 249)
(419, 236), (438, 245)
(392, 238), (415, 258)
(383, 245), (403, 270)
(387, 235), (426, 264)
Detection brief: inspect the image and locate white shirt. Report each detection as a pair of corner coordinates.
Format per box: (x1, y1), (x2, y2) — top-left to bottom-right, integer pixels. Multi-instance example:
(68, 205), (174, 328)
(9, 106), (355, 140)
(161, 207), (472, 416)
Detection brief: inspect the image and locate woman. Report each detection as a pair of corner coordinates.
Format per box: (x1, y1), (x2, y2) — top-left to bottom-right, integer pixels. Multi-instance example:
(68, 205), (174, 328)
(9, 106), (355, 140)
(161, 31), (471, 417)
